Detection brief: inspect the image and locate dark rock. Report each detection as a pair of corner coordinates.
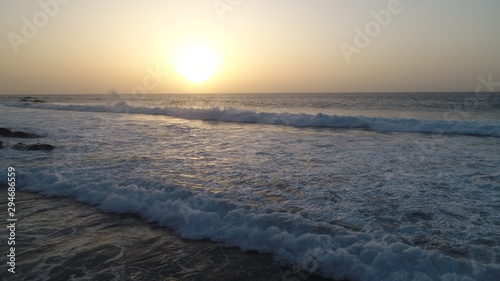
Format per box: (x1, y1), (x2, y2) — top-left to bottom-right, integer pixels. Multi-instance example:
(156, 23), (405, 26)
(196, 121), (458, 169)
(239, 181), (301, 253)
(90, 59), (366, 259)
(19, 96), (45, 103)
(12, 143), (55, 151)
(0, 141), (4, 149)
(0, 128), (13, 137)
(12, 131), (42, 138)
(0, 127), (42, 138)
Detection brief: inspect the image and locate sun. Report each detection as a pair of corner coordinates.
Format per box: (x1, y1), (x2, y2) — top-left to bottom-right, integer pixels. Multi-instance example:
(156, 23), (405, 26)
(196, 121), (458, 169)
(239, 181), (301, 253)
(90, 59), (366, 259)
(172, 42), (219, 84)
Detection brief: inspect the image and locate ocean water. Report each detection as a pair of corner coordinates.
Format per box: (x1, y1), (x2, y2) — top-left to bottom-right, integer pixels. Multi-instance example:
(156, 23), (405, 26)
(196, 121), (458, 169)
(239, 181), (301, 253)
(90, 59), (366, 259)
(0, 93), (499, 280)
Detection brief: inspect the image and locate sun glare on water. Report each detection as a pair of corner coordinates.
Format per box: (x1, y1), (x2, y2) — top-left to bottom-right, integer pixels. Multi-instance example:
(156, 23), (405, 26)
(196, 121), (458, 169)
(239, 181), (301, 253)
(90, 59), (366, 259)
(172, 42), (220, 84)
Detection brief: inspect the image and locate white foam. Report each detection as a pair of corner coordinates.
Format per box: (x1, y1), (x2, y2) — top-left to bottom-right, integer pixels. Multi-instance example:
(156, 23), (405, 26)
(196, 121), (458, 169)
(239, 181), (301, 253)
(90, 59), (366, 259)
(4, 101), (500, 137)
(1, 170), (498, 281)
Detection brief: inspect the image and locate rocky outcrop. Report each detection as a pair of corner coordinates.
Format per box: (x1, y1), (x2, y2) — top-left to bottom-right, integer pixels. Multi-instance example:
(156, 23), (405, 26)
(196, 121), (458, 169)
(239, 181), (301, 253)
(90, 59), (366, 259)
(1, 127), (53, 151)
(0, 128), (42, 138)
(0, 128), (13, 137)
(12, 143), (55, 151)
(19, 96), (46, 103)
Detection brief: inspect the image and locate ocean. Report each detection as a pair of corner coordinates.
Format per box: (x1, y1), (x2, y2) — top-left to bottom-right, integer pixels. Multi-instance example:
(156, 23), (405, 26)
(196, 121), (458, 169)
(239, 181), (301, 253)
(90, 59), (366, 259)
(0, 93), (499, 280)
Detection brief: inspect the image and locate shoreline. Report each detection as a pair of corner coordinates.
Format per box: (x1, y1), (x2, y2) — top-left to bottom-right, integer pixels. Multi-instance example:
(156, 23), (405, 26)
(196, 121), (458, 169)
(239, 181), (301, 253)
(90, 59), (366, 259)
(1, 189), (344, 281)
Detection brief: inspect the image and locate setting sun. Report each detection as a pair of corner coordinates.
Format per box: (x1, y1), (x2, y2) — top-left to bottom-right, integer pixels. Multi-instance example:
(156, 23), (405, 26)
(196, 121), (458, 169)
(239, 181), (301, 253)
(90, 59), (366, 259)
(172, 42), (219, 84)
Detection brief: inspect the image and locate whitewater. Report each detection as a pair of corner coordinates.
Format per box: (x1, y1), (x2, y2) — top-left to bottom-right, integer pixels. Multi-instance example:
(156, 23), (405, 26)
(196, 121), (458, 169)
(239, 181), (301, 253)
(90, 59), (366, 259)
(0, 93), (499, 281)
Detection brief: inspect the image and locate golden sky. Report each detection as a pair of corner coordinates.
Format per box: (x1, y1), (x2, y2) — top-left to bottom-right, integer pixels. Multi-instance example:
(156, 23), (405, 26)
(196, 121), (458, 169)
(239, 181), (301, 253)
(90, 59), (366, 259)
(1, 0), (500, 94)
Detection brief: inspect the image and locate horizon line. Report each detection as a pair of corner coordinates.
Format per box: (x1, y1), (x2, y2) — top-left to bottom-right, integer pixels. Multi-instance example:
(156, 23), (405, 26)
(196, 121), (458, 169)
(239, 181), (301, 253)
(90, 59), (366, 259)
(1, 91), (498, 96)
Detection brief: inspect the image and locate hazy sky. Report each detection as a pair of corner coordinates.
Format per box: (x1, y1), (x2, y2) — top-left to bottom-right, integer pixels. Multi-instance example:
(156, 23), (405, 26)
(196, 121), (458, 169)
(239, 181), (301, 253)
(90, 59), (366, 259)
(1, 0), (499, 94)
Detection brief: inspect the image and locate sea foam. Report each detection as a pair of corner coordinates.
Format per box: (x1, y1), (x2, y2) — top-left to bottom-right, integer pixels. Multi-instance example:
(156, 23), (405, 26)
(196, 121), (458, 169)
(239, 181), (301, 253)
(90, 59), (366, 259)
(4, 101), (499, 137)
(1, 170), (498, 281)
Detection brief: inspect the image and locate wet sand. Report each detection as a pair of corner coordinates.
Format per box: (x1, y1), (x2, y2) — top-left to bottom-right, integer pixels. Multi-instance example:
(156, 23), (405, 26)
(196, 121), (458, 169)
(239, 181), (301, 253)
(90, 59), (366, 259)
(1, 189), (343, 281)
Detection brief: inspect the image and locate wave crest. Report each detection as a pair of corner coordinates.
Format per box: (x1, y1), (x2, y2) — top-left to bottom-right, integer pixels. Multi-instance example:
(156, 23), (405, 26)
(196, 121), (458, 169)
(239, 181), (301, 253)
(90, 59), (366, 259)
(4, 101), (499, 137)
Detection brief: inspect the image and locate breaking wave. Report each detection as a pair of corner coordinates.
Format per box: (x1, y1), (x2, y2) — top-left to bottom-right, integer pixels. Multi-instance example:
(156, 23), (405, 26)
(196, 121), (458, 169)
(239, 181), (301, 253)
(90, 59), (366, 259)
(4, 101), (500, 137)
(1, 170), (498, 281)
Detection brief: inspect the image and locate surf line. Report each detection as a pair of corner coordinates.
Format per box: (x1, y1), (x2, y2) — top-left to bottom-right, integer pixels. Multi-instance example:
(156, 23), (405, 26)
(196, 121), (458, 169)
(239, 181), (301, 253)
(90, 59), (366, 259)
(6, 167), (17, 274)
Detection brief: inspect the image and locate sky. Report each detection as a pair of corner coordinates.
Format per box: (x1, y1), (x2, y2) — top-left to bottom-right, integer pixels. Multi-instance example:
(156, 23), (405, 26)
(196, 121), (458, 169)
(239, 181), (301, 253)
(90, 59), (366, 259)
(1, 0), (500, 94)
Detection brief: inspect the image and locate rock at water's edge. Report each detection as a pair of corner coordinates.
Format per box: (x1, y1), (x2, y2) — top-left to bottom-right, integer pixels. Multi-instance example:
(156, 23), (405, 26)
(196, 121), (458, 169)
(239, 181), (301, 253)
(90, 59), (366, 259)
(0, 127), (42, 138)
(19, 96), (46, 103)
(12, 143), (55, 151)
